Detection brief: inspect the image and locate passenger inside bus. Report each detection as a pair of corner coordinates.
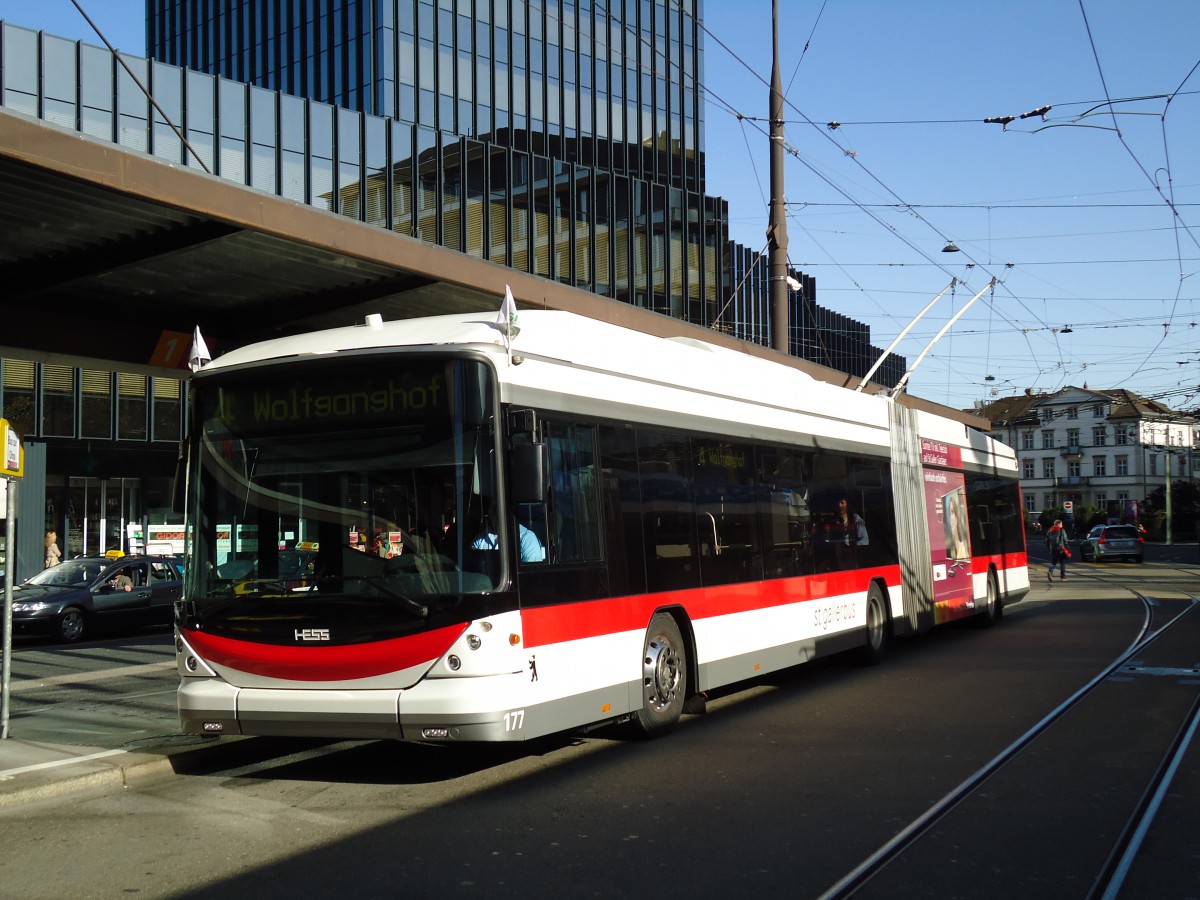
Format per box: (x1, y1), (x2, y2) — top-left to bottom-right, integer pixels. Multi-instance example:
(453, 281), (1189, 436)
(471, 516), (546, 562)
(814, 496), (869, 571)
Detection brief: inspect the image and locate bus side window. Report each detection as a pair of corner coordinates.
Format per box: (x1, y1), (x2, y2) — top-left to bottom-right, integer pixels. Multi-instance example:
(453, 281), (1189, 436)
(638, 428), (700, 592)
(693, 439), (760, 586)
(543, 422), (602, 564)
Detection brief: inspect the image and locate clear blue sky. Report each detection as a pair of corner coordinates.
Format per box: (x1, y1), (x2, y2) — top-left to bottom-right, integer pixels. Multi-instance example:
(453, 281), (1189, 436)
(3, 1), (1198, 414)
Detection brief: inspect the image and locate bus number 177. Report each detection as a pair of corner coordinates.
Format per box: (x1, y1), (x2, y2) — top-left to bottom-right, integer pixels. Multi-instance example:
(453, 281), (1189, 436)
(503, 709), (525, 732)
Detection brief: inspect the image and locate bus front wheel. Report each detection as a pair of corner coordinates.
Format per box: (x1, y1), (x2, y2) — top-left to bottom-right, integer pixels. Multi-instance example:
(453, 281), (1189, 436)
(632, 613), (687, 738)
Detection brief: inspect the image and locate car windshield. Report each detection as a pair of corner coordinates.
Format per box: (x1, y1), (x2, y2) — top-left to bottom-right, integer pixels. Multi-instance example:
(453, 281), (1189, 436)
(184, 355), (504, 617)
(25, 559), (106, 587)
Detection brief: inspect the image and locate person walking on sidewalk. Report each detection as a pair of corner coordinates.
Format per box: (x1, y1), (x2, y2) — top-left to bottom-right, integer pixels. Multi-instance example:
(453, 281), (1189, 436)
(1045, 518), (1069, 582)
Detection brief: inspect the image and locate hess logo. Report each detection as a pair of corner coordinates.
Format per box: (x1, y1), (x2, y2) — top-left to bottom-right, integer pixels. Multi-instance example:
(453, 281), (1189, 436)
(294, 628), (331, 641)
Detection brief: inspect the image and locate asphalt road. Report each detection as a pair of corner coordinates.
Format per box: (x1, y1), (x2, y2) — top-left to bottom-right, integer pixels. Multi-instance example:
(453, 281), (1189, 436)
(1, 553), (1198, 899)
(3, 631), (178, 748)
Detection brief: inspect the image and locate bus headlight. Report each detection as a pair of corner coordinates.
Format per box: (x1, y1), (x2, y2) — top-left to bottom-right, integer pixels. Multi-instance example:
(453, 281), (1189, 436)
(466, 634), (481, 650)
(446, 655), (462, 671)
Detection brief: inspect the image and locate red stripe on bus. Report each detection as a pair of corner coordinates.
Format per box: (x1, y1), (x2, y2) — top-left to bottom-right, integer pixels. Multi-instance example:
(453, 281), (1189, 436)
(980, 552), (1028, 570)
(181, 623), (468, 682)
(521, 565), (901, 648)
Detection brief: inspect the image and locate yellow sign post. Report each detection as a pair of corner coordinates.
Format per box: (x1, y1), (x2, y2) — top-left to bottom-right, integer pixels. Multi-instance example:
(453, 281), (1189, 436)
(2, 417), (23, 739)
(1, 417), (23, 479)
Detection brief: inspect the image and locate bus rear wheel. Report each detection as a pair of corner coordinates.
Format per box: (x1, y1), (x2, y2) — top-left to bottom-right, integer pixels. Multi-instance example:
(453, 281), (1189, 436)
(975, 570), (1002, 628)
(857, 584), (890, 665)
(632, 613), (686, 738)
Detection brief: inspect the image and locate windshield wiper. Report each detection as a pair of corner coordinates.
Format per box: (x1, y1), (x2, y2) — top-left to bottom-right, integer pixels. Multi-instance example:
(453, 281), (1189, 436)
(306, 575), (430, 619)
(195, 581), (294, 621)
(196, 576), (430, 622)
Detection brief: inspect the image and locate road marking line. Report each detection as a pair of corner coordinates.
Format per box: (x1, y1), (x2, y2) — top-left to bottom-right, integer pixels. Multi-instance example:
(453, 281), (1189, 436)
(0, 748), (127, 780)
(212, 741), (366, 778)
(9, 660), (176, 692)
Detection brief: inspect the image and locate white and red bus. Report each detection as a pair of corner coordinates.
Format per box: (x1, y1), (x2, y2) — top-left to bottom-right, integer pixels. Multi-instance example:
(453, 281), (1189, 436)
(176, 310), (1029, 741)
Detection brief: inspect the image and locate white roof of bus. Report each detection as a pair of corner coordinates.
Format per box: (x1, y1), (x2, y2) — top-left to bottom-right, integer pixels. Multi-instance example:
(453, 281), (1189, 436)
(202, 310), (1000, 456)
(205, 309), (870, 416)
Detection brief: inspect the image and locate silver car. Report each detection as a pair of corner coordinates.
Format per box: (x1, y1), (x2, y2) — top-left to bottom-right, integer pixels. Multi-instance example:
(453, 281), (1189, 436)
(1077, 524), (1144, 563)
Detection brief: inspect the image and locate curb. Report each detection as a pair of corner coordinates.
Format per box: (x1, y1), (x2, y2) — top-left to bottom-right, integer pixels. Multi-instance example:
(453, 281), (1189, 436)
(0, 735), (240, 809)
(0, 751), (178, 809)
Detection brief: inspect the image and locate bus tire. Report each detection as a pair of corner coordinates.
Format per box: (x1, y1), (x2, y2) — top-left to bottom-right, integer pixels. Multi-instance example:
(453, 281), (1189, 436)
(975, 570), (1002, 628)
(857, 583), (890, 666)
(632, 612), (687, 738)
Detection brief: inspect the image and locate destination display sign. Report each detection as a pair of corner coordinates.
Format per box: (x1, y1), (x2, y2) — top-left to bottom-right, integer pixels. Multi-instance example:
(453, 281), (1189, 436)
(199, 361), (467, 436)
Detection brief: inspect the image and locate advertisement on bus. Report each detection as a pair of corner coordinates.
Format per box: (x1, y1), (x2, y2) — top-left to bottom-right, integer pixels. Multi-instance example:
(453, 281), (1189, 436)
(921, 439), (974, 623)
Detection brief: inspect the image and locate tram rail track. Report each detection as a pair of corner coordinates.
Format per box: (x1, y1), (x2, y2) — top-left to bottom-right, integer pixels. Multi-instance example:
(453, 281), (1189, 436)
(818, 586), (1200, 899)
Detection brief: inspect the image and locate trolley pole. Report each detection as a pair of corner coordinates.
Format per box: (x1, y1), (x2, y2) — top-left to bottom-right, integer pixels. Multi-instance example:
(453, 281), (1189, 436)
(768, 0), (790, 354)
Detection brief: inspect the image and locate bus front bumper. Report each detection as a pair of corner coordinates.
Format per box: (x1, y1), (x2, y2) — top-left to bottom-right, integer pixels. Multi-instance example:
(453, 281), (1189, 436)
(178, 674), (534, 742)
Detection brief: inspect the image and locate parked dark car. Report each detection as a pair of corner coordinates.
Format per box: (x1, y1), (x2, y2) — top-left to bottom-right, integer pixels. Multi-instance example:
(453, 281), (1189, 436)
(10, 554), (184, 642)
(1077, 524), (1144, 563)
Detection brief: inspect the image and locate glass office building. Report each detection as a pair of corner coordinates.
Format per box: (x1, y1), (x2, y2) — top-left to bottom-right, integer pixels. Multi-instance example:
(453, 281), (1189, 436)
(0, 6), (903, 555)
(138, 0), (903, 377)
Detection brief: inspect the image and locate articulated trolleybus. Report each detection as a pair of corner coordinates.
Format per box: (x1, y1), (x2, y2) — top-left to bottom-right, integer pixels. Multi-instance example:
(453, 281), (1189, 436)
(176, 309), (1029, 742)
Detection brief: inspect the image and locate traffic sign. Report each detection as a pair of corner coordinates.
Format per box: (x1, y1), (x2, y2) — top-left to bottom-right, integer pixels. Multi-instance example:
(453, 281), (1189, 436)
(1, 419), (22, 479)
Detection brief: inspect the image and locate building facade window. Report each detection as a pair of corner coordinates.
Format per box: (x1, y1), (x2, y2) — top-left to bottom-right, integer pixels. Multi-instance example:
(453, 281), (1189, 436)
(1066, 428), (1080, 448)
(1021, 431), (1034, 450)
(151, 378), (182, 442)
(1042, 458), (1055, 479)
(1042, 429), (1054, 449)
(1093, 403), (1105, 417)
(1067, 460), (1081, 477)
(117, 373), (148, 441)
(1093, 426), (1106, 446)
(1022, 459), (1035, 479)
(41, 363), (75, 438)
(80, 369), (113, 439)
(1116, 456), (1129, 476)
(1093, 456), (1107, 477)
(0, 359), (36, 437)
(1067, 406), (1078, 419)
(1096, 492), (1106, 505)
(1025, 493), (1037, 513)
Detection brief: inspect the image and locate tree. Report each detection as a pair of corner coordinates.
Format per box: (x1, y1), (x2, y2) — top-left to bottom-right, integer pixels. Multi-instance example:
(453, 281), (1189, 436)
(1142, 480), (1200, 541)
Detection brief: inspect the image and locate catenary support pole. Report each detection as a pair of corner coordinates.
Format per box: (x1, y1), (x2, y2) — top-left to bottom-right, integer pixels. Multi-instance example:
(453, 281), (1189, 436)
(768, 0), (790, 354)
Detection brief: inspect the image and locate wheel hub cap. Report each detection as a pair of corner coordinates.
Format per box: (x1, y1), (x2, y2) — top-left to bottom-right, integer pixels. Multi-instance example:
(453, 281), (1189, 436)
(643, 636), (682, 710)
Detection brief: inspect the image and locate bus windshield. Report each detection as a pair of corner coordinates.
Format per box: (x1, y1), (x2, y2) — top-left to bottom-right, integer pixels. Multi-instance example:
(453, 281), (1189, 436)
(183, 356), (503, 621)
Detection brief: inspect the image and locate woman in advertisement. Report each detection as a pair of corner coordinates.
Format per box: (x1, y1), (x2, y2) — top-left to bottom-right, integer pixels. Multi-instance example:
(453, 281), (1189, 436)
(944, 491), (970, 561)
